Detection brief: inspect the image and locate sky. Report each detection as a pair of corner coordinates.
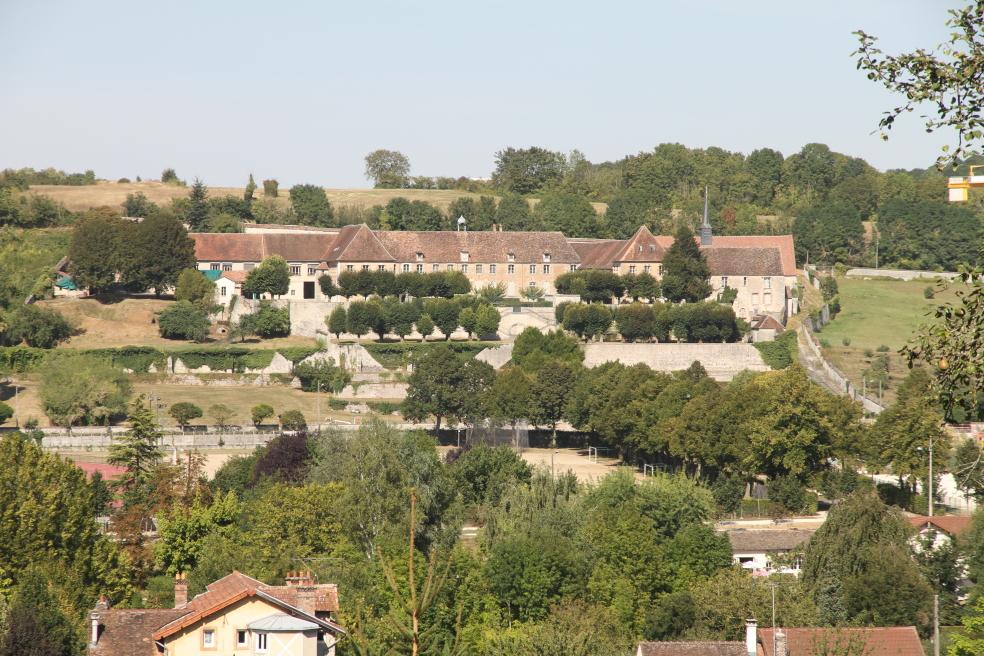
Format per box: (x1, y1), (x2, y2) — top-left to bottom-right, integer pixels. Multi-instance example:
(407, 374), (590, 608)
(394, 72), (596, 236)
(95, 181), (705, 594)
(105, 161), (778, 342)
(0, 0), (964, 188)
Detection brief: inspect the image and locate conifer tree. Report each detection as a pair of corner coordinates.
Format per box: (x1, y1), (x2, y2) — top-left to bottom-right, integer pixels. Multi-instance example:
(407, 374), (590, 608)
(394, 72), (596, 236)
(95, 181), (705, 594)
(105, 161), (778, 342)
(0, 569), (78, 656)
(109, 395), (164, 489)
(186, 178), (209, 231)
(244, 173), (257, 203)
(661, 225), (711, 303)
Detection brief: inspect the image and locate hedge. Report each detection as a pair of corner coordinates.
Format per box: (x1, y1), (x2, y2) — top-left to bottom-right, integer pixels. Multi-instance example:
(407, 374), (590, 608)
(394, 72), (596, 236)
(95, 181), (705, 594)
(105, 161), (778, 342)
(362, 341), (496, 370)
(753, 331), (797, 370)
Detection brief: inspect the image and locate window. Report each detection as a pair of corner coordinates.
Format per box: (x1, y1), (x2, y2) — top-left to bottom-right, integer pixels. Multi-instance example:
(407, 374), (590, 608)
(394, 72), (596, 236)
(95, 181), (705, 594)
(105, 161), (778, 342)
(402, 264), (410, 273)
(763, 277), (771, 289)
(656, 264), (663, 275)
(461, 264), (468, 273)
(210, 263), (220, 271)
(256, 633), (268, 652)
(415, 252), (424, 262)
(764, 293), (772, 305)
(721, 276), (728, 288)
(507, 264), (515, 274)
(447, 264), (454, 272)
(308, 266), (317, 276)
(743, 276), (748, 286)
(543, 264), (550, 274)
(290, 289), (295, 296)
(507, 253), (515, 263)
(202, 628), (215, 648)
(543, 253), (551, 262)
(346, 265), (354, 272)
(490, 264), (497, 274)
(416, 264), (423, 273)
(244, 262), (255, 271)
(476, 264), (483, 274)
(236, 630), (248, 647)
(222, 263), (232, 272)
(378, 265), (386, 272)
(529, 264), (536, 275)
(628, 265), (636, 274)
(289, 265), (301, 276)
(362, 265), (370, 271)
(643, 265), (651, 273)
(752, 293), (759, 305)
(220, 287), (227, 297)
(432, 264), (439, 272)
(570, 264), (577, 272)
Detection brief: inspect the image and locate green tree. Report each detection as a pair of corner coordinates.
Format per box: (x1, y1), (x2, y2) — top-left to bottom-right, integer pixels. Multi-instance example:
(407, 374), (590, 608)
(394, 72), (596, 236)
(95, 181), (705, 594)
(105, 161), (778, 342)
(528, 359), (578, 443)
(854, 2), (984, 167)
(186, 178), (209, 230)
(244, 173), (257, 202)
(122, 191), (156, 217)
(616, 303), (657, 342)
(158, 300), (210, 341)
(243, 255), (290, 297)
(534, 191), (600, 237)
(0, 569), (79, 656)
(402, 345), (495, 431)
(487, 366), (532, 445)
(6, 304), (73, 348)
(449, 444), (532, 507)
(385, 301), (420, 340)
(950, 595), (984, 656)
(293, 357), (351, 393)
(661, 225), (711, 303)
(346, 300), (373, 339)
(279, 409), (307, 431)
(494, 193), (533, 230)
(68, 211), (128, 292)
(156, 493), (239, 575)
(124, 213), (197, 294)
(384, 197), (445, 231)
(364, 149), (411, 187)
(262, 179), (278, 197)
(458, 306), (477, 339)
(39, 355), (131, 427)
(240, 301), (290, 338)
(251, 403), (274, 426)
(416, 313), (435, 341)
(161, 168), (181, 185)
(208, 212), (242, 233)
(318, 274), (338, 298)
(208, 404), (233, 429)
(174, 268), (215, 309)
(289, 184), (334, 226)
(326, 306), (347, 339)
(474, 304), (501, 338)
(605, 187), (658, 239)
(109, 394), (164, 488)
(493, 146), (566, 194)
(169, 402), (202, 429)
(0, 402), (12, 425)
(423, 297), (459, 340)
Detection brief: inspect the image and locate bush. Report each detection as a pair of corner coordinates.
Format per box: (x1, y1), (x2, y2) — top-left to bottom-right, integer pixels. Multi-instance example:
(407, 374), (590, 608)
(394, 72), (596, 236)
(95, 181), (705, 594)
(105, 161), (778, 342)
(168, 402), (202, 428)
(477, 282), (507, 304)
(158, 301), (210, 341)
(923, 286), (935, 299)
(876, 344), (890, 352)
(251, 403), (274, 426)
(521, 284), (545, 301)
(174, 268), (215, 308)
(754, 331), (797, 369)
(841, 337), (851, 346)
(279, 409), (307, 432)
(253, 432), (309, 482)
(767, 476), (814, 514)
(863, 348), (874, 357)
(240, 302), (290, 338)
(0, 401), (13, 424)
(292, 357), (351, 393)
(6, 304), (73, 348)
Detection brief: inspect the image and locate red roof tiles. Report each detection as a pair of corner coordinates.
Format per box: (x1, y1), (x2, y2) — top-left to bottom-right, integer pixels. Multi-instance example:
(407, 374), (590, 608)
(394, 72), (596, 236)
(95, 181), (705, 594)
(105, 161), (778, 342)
(907, 515), (972, 537)
(758, 627), (924, 656)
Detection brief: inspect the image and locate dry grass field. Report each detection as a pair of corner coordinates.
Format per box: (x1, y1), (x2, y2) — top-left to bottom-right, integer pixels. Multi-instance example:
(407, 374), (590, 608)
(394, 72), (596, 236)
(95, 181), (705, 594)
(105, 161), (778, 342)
(29, 181), (608, 214)
(38, 296), (319, 350)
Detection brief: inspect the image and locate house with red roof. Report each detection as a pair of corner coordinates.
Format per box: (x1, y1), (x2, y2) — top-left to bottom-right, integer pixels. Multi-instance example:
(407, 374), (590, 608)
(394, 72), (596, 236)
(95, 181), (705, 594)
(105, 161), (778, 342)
(88, 570), (344, 656)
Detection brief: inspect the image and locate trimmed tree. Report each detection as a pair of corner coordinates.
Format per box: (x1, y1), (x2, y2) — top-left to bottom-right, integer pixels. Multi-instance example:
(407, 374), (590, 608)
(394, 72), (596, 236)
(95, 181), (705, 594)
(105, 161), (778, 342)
(169, 402), (203, 429)
(280, 409), (307, 432)
(661, 225), (711, 303)
(251, 404), (274, 426)
(208, 404), (234, 429)
(416, 314), (435, 341)
(327, 306), (347, 340)
(474, 304), (501, 338)
(346, 301), (372, 339)
(158, 301), (210, 341)
(243, 255), (290, 298)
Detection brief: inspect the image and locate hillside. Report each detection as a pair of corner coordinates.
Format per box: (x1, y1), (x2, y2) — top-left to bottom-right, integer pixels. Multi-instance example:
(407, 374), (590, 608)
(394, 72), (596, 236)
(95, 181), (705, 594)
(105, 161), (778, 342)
(28, 181), (608, 214)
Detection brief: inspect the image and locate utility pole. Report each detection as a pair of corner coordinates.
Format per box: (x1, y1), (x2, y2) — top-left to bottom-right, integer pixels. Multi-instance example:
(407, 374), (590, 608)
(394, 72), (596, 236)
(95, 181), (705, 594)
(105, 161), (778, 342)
(928, 433), (934, 517)
(316, 381), (321, 431)
(934, 593), (940, 656)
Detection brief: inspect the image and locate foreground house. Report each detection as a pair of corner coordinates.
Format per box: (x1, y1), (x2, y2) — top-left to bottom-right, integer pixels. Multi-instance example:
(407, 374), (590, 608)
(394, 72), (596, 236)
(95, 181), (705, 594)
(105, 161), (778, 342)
(638, 621), (925, 656)
(88, 570), (344, 656)
(192, 222), (797, 322)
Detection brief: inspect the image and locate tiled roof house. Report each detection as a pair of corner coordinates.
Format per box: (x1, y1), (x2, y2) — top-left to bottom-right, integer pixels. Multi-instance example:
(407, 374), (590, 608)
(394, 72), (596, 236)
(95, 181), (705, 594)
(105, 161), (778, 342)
(88, 571), (344, 656)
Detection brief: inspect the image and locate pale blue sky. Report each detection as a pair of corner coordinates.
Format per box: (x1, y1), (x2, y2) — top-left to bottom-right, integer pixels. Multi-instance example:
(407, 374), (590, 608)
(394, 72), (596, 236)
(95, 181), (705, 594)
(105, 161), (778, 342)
(0, 1), (962, 187)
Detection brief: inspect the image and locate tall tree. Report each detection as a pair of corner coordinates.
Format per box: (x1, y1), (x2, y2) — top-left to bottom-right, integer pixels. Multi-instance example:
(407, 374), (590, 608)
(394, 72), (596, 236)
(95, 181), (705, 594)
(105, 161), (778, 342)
(492, 146), (567, 194)
(854, 1), (984, 167)
(402, 345), (494, 432)
(289, 184), (334, 226)
(108, 394), (164, 489)
(186, 178), (209, 231)
(0, 569), (79, 656)
(243, 255), (290, 297)
(487, 366), (532, 446)
(528, 359), (578, 444)
(244, 173), (257, 202)
(494, 194), (533, 230)
(364, 149), (411, 188)
(660, 225), (711, 303)
(124, 213), (196, 294)
(68, 210), (128, 292)
(533, 192), (599, 237)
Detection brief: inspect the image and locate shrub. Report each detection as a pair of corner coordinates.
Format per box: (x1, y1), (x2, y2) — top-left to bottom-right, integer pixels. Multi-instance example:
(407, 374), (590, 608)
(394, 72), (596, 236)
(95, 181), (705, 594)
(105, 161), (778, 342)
(158, 301), (210, 341)
(174, 268), (215, 308)
(251, 403), (274, 426)
(754, 331), (797, 369)
(262, 179), (279, 197)
(819, 338), (830, 348)
(117, 177), (130, 183)
(477, 282), (507, 304)
(240, 302), (290, 338)
(863, 348), (874, 357)
(876, 344), (890, 352)
(521, 284), (545, 301)
(208, 404), (233, 427)
(923, 286), (935, 299)
(7, 304), (73, 348)
(292, 357), (351, 393)
(279, 409), (307, 431)
(252, 432), (309, 482)
(168, 402), (202, 428)
(841, 337), (851, 346)
(768, 475), (813, 514)
(0, 402), (13, 424)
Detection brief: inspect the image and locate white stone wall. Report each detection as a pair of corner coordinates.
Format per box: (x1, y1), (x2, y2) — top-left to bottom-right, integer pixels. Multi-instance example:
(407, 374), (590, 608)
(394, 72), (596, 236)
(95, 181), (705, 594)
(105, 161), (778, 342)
(582, 343), (770, 381)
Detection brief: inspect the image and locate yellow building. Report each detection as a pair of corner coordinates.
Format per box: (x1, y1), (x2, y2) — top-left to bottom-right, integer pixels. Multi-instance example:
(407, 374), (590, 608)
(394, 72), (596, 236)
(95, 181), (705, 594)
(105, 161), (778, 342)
(88, 571), (344, 656)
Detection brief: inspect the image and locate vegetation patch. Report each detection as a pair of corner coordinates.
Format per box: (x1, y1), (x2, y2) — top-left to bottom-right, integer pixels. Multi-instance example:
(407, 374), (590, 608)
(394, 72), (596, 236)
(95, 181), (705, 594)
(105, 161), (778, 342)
(754, 330), (798, 369)
(362, 341), (496, 369)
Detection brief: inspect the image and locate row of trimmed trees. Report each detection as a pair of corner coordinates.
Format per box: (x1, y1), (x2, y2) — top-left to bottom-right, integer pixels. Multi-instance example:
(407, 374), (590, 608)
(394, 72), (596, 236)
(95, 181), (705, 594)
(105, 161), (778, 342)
(556, 301), (743, 343)
(325, 296), (500, 341)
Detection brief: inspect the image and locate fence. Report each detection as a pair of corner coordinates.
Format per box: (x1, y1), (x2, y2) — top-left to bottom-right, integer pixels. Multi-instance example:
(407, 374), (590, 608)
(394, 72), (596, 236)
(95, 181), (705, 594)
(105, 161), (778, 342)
(799, 324), (885, 414)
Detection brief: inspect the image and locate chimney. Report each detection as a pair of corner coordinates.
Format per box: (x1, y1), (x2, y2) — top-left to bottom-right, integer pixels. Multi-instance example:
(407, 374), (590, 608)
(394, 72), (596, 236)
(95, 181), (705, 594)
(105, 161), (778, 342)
(774, 630), (787, 656)
(174, 573), (188, 608)
(89, 597), (108, 647)
(292, 570), (317, 614)
(745, 619), (758, 656)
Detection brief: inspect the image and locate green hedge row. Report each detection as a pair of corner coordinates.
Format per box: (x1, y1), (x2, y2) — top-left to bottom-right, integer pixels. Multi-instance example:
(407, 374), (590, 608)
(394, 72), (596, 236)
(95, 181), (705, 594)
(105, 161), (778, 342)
(362, 341), (497, 369)
(753, 330), (797, 370)
(0, 345), (321, 374)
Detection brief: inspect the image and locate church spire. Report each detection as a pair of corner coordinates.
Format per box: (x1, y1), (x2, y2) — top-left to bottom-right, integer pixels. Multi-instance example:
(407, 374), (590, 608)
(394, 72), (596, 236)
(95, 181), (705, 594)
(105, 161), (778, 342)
(700, 185), (713, 245)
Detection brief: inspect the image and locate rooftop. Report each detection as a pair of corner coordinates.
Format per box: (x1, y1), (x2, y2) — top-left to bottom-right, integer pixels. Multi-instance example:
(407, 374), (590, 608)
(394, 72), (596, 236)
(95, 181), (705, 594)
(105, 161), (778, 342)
(758, 627), (924, 656)
(637, 641), (747, 656)
(724, 529), (813, 552)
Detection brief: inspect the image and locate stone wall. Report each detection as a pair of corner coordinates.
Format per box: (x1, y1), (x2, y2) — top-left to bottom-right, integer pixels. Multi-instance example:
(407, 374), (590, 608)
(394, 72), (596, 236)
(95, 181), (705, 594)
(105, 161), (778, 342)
(845, 268), (959, 282)
(476, 344), (514, 369)
(582, 343), (770, 381)
(497, 306), (557, 337)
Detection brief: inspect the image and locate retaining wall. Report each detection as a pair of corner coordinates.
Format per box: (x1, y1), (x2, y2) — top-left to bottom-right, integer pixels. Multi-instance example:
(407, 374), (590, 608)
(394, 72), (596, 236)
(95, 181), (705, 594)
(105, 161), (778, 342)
(798, 325), (885, 414)
(582, 343), (769, 381)
(845, 268), (959, 282)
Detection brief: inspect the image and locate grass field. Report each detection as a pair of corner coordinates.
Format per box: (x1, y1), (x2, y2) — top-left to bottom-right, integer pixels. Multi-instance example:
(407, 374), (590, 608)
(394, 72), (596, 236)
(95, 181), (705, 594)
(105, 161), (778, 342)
(39, 296), (319, 350)
(817, 276), (957, 405)
(28, 181), (608, 214)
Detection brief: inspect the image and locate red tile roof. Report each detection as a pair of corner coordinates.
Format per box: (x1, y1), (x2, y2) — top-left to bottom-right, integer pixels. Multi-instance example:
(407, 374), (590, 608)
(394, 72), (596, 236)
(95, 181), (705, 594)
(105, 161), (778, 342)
(616, 225), (667, 262)
(325, 224), (395, 263)
(374, 229), (580, 264)
(758, 627), (924, 656)
(907, 515), (972, 537)
(220, 270), (248, 283)
(192, 233), (336, 263)
(90, 608), (186, 656)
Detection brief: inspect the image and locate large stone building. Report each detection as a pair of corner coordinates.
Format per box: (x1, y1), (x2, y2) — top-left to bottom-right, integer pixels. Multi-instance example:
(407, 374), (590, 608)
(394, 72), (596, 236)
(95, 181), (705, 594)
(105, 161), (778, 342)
(193, 220), (797, 322)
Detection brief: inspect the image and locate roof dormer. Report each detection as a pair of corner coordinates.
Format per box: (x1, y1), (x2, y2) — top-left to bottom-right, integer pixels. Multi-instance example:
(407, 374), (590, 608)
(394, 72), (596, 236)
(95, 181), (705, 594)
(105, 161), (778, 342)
(460, 250), (469, 262)
(416, 251), (424, 262)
